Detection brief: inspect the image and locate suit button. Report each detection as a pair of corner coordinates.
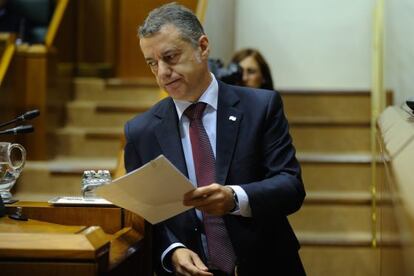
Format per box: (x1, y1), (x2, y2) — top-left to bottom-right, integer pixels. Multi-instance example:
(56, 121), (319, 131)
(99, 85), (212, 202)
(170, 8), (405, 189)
(194, 227), (198, 232)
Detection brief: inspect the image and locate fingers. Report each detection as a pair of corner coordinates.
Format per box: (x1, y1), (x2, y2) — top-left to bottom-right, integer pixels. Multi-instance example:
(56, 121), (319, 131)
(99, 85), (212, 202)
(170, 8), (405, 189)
(172, 248), (213, 276)
(183, 184), (222, 207)
(183, 184), (218, 201)
(191, 254), (209, 271)
(183, 184), (234, 215)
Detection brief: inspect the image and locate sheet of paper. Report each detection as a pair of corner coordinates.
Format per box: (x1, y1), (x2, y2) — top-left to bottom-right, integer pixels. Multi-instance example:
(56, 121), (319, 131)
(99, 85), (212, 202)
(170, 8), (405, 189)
(48, 196), (113, 206)
(96, 155), (194, 224)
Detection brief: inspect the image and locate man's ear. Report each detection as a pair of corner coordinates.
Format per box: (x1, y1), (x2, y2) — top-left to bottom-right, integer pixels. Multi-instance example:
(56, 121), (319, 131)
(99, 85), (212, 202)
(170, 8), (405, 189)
(198, 35), (210, 60)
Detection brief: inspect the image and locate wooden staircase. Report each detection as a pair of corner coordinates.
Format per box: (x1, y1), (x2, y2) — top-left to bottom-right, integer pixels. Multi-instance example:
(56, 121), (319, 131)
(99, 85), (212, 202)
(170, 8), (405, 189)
(17, 81), (401, 275)
(54, 78), (159, 158)
(16, 77), (160, 201)
(281, 91), (401, 275)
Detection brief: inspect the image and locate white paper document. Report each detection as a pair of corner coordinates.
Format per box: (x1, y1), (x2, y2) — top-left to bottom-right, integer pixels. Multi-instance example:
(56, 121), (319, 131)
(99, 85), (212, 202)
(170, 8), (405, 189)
(48, 196), (113, 206)
(96, 155), (194, 224)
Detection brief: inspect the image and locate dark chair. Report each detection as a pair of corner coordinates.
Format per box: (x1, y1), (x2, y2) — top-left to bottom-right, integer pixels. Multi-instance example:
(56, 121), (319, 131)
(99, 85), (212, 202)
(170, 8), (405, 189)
(8, 0), (54, 44)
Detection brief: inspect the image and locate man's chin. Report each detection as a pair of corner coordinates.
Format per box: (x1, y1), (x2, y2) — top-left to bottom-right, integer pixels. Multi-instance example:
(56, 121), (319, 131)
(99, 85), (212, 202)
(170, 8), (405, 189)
(165, 88), (184, 100)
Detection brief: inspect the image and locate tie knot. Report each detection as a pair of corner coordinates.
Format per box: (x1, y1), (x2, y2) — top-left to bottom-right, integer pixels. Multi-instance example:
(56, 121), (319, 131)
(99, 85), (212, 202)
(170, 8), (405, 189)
(184, 102), (207, 121)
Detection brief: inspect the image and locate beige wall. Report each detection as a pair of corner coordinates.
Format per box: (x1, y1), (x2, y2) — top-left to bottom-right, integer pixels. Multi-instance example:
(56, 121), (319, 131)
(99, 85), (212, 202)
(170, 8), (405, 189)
(234, 0), (375, 90)
(385, 0), (414, 105)
(204, 0), (412, 104)
(203, 0), (236, 63)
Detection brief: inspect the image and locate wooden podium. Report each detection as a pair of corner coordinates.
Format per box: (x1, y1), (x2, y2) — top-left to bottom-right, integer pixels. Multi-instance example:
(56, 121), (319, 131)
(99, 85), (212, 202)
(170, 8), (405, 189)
(0, 202), (147, 276)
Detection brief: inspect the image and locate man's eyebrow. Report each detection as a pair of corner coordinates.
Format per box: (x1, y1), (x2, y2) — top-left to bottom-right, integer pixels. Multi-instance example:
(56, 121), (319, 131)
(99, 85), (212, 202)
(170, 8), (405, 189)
(162, 48), (180, 56)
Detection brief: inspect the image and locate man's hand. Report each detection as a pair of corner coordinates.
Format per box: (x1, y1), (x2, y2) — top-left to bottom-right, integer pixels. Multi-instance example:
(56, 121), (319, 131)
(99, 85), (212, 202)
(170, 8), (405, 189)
(172, 248), (213, 276)
(183, 184), (235, 215)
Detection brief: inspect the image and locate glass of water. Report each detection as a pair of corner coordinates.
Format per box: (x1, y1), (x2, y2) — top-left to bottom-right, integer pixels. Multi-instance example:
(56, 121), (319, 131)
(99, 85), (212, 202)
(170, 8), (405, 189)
(81, 170), (112, 198)
(0, 142), (26, 203)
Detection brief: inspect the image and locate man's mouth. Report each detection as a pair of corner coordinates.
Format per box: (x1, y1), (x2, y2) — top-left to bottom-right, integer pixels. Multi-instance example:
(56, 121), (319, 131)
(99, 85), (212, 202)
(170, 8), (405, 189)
(165, 79), (181, 88)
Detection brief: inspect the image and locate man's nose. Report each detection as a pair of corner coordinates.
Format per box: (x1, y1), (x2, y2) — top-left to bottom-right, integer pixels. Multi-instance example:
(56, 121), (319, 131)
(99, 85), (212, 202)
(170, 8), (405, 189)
(157, 60), (172, 78)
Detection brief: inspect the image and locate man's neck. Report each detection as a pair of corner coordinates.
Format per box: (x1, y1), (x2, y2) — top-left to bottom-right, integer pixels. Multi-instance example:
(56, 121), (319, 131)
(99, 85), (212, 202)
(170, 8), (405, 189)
(190, 71), (213, 102)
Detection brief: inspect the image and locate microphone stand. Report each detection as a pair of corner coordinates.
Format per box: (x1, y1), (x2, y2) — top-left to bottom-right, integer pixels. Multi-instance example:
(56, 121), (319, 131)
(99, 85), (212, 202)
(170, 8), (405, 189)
(0, 109), (40, 129)
(0, 125), (34, 135)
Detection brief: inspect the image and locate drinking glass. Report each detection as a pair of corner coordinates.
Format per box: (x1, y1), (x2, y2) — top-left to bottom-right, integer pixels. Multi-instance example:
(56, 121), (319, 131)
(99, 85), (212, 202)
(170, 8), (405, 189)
(0, 142), (26, 203)
(81, 170), (112, 198)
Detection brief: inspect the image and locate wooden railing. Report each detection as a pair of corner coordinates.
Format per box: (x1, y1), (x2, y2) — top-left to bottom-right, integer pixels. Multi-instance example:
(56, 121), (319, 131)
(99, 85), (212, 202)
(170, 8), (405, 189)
(45, 0), (70, 48)
(0, 34), (16, 87)
(370, 0), (386, 247)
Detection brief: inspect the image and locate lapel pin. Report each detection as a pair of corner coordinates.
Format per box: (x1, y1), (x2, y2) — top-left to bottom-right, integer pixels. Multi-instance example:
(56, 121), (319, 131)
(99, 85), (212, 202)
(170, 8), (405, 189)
(229, 116), (237, 121)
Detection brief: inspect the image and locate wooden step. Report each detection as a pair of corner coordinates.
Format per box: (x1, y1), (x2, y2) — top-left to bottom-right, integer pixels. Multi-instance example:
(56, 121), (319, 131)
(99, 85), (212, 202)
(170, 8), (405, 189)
(74, 77), (161, 103)
(297, 228), (401, 276)
(299, 238), (402, 276)
(297, 231), (401, 276)
(289, 202), (397, 234)
(290, 124), (371, 152)
(280, 90), (372, 124)
(298, 153), (385, 193)
(280, 90), (392, 124)
(53, 127), (122, 158)
(66, 101), (151, 128)
(297, 231), (400, 247)
(305, 191), (376, 205)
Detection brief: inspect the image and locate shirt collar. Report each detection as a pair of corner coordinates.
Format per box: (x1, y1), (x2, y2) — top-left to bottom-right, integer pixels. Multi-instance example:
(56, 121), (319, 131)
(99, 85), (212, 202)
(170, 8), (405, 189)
(173, 73), (218, 120)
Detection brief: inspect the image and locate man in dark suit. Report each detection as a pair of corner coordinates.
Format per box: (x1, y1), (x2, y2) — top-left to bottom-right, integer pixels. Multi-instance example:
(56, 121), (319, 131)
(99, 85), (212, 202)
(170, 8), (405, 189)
(124, 3), (306, 276)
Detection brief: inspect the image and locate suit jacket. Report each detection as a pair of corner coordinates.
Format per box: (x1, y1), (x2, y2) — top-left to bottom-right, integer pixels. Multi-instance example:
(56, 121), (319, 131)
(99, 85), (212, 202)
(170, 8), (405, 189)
(124, 81), (306, 275)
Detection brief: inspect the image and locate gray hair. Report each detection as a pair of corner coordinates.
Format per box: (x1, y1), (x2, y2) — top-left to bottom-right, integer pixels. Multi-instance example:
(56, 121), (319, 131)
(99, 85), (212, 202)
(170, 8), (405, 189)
(138, 2), (205, 48)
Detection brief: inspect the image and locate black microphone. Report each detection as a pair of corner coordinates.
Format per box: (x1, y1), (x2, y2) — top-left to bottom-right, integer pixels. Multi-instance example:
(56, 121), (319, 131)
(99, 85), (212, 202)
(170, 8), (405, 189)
(0, 109), (40, 129)
(18, 109), (40, 121)
(0, 125), (34, 135)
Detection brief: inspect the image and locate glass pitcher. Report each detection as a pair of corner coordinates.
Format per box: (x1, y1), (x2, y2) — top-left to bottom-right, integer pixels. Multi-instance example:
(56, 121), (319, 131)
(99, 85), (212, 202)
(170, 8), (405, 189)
(0, 142), (26, 203)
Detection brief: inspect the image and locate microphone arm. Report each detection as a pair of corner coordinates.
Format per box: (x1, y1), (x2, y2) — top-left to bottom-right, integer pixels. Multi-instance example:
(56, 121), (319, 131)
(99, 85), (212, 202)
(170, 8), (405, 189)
(0, 125), (34, 135)
(0, 109), (40, 129)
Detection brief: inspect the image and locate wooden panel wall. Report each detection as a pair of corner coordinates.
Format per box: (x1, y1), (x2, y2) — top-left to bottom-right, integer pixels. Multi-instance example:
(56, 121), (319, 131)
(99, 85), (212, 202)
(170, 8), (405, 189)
(53, 0), (77, 63)
(77, 0), (116, 64)
(116, 0), (198, 79)
(13, 46), (48, 160)
(0, 44), (68, 160)
(54, 0), (197, 78)
(0, 55), (18, 144)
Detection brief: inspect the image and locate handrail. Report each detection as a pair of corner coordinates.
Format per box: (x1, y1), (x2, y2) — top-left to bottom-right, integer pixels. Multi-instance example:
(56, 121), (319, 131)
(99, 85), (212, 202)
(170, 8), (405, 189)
(0, 35), (16, 86)
(196, 0), (208, 23)
(45, 0), (70, 48)
(370, 0), (386, 248)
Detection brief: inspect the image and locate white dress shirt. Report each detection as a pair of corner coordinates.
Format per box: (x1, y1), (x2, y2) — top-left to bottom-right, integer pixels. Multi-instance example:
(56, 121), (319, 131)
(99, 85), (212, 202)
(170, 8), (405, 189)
(161, 74), (251, 272)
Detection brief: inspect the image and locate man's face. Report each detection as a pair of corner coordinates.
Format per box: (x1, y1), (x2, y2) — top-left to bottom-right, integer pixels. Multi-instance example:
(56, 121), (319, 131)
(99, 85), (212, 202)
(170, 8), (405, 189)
(140, 24), (211, 102)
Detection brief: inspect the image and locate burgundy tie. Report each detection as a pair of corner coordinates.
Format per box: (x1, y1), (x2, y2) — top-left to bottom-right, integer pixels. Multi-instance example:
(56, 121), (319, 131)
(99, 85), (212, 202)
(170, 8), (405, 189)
(184, 102), (236, 273)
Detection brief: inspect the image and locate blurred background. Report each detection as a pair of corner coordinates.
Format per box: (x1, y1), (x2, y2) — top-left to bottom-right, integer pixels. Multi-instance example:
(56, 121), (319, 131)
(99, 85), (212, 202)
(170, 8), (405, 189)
(0, 0), (412, 275)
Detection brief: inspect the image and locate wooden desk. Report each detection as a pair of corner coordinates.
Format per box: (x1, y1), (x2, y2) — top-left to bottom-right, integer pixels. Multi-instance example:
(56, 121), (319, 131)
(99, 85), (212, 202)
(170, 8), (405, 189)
(377, 106), (414, 275)
(0, 202), (146, 276)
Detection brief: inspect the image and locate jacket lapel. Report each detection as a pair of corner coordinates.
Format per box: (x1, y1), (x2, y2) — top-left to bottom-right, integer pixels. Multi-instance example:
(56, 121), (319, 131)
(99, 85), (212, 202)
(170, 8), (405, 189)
(216, 82), (243, 185)
(153, 99), (188, 177)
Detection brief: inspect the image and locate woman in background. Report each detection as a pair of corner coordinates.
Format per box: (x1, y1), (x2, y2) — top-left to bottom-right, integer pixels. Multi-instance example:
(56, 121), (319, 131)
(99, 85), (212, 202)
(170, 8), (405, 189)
(231, 48), (275, 90)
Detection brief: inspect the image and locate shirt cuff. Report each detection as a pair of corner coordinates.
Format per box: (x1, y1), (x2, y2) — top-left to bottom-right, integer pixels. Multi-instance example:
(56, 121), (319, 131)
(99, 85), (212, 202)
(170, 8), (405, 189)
(161, 242), (186, 273)
(228, 185), (252, 217)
